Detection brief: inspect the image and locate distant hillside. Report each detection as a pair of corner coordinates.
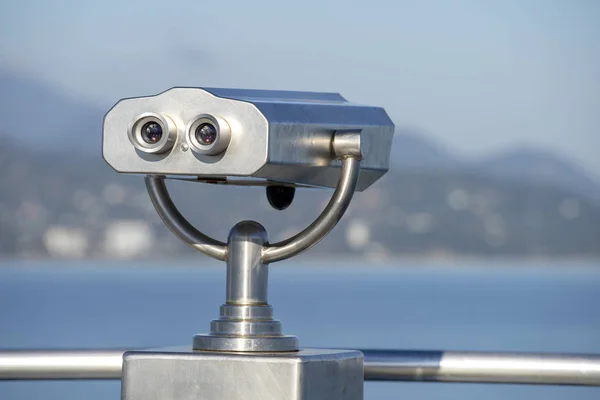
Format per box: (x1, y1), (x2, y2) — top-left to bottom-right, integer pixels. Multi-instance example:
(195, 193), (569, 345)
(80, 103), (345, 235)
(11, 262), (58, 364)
(475, 148), (600, 201)
(0, 68), (104, 153)
(391, 129), (459, 170)
(391, 132), (600, 201)
(1, 137), (599, 260)
(1, 63), (600, 208)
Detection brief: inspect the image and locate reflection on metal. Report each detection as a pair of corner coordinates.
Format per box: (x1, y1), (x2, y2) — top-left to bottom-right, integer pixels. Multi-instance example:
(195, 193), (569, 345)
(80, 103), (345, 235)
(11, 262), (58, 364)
(192, 221), (299, 352)
(7, 87), (598, 398)
(3, 349), (600, 387)
(0, 350), (123, 380)
(146, 131), (363, 353)
(145, 177), (227, 261)
(362, 349), (600, 386)
(168, 177), (316, 188)
(103, 87), (394, 191)
(145, 141), (363, 265)
(138, 133), (365, 396)
(262, 155), (361, 263)
(122, 347), (363, 400)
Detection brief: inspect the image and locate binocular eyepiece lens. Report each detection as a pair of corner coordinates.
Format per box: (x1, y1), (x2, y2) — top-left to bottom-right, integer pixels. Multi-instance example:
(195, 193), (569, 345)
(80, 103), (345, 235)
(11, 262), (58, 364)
(187, 115), (231, 156)
(141, 122), (164, 144)
(128, 113), (176, 154)
(195, 123), (217, 145)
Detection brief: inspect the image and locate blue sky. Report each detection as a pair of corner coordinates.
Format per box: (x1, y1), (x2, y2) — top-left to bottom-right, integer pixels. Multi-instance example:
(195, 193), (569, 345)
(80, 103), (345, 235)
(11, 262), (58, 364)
(1, 0), (599, 175)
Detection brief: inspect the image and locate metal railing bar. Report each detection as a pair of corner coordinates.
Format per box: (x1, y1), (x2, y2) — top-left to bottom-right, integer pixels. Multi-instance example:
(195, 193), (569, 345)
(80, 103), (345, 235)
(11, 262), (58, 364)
(1, 348), (600, 386)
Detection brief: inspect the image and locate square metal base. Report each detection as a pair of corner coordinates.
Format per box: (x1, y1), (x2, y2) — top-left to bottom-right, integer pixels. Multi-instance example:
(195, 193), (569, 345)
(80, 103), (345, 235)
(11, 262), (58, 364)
(122, 346), (363, 400)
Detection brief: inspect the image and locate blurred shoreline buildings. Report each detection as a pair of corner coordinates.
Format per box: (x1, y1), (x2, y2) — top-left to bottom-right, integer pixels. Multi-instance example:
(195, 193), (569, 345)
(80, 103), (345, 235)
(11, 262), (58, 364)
(2, 1), (600, 264)
(2, 157), (599, 261)
(0, 69), (599, 262)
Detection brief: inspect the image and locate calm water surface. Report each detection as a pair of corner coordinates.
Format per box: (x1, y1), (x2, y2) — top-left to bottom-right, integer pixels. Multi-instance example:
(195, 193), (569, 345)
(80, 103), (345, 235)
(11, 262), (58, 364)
(1, 260), (599, 399)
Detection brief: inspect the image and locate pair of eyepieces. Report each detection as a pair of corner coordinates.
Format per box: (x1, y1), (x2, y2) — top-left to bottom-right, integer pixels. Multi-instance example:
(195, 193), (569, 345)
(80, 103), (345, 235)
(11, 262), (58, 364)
(127, 113), (231, 155)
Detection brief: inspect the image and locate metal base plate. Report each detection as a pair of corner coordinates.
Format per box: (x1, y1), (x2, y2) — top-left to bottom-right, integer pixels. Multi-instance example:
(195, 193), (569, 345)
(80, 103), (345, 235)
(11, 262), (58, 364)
(122, 346), (364, 400)
(193, 333), (299, 352)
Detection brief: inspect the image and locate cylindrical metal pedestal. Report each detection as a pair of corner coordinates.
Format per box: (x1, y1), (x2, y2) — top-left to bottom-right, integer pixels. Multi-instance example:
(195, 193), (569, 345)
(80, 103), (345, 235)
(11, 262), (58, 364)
(193, 221), (298, 352)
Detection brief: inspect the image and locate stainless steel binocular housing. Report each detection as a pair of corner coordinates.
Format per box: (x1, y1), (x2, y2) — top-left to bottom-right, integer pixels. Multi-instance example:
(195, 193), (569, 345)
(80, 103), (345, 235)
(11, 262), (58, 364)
(102, 87), (395, 190)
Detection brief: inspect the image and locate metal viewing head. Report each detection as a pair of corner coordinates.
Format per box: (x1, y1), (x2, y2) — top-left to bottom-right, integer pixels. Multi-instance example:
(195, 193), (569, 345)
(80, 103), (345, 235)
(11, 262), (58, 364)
(104, 87), (395, 353)
(103, 87), (395, 191)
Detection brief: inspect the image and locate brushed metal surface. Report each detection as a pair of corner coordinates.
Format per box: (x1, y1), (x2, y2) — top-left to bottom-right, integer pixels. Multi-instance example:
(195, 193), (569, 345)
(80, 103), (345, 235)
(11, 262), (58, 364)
(362, 349), (600, 386)
(103, 88), (268, 178)
(145, 151), (361, 350)
(262, 156), (360, 263)
(0, 350), (123, 380)
(226, 221), (269, 306)
(3, 349), (600, 386)
(193, 221), (298, 352)
(192, 335), (299, 353)
(121, 347), (364, 400)
(103, 87), (394, 190)
(144, 143), (361, 263)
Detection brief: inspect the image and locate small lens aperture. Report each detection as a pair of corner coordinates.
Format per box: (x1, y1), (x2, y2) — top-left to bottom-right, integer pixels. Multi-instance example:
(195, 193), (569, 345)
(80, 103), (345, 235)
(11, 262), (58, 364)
(186, 115), (230, 155)
(141, 122), (163, 144)
(195, 123), (217, 145)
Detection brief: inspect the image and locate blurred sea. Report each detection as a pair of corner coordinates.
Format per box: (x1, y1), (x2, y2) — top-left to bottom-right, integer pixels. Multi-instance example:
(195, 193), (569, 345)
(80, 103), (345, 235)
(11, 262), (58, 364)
(1, 260), (599, 400)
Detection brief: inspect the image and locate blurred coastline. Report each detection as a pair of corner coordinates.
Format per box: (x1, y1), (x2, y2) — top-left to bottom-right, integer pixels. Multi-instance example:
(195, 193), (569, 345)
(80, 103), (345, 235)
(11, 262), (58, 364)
(2, 1), (600, 264)
(2, 258), (599, 271)
(1, 64), (600, 264)
(2, 128), (599, 263)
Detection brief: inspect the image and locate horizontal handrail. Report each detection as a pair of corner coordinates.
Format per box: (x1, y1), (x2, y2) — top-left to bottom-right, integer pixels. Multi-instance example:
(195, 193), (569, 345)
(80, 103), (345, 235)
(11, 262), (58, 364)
(1, 349), (600, 386)
(0, 350), (123, 380)
(361, 349), (600, 386)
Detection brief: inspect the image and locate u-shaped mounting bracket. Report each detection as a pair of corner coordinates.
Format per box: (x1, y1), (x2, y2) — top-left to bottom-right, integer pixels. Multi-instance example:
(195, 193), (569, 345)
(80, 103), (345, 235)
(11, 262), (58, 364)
(145, 131), (362, 352)
(144, 130), (362, 264)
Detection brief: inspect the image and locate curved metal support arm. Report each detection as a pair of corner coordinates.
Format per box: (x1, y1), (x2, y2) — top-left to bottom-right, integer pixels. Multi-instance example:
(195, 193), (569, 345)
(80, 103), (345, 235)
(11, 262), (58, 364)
(145, 176), (227, 261)
(262, 155), (361, 264)
(145, 131), (361, 264)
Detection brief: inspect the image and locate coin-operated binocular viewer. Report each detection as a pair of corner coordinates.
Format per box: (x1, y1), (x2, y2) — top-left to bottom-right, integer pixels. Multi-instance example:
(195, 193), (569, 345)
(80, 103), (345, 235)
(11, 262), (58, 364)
(103, 87), (395, 400)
